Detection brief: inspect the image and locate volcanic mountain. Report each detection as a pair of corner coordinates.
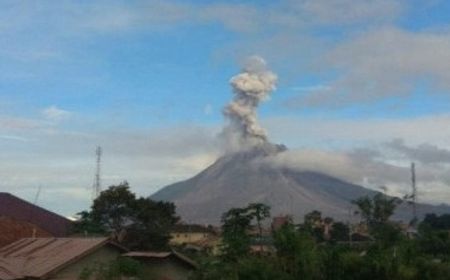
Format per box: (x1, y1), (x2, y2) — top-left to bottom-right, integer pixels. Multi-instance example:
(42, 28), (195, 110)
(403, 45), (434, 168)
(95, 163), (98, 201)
(151, 143), (450, 225)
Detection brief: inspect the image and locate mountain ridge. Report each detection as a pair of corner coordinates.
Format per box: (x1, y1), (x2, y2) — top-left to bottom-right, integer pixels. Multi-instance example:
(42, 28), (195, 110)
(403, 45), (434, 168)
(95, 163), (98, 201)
(151, 144), (450, 225)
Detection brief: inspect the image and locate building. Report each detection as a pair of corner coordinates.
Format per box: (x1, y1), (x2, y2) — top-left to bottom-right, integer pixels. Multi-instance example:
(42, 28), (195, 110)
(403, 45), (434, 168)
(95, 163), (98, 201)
(271, 215), (292, 232)
(123, 251), (197, 280)
(0, 237), (126, 280)
(170, 224), (217, 246)
(0, 193), (72, 245)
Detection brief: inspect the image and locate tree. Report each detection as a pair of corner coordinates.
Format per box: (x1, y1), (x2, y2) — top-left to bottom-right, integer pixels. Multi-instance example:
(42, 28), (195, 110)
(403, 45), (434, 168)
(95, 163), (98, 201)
(352, 193), (400, 227)
(90, 182), (137, 240)
(126, 197), (179, 250)
(221, 207), (253, 261)
(74, 182), (179, 250)
(329, 222), (350, 242)
(352, 193), (402, 245)
(220, 203), (271, 261)
(247, 203), (271, 244)
(302, 210), (325, 241)
(273, 223), (322, 279)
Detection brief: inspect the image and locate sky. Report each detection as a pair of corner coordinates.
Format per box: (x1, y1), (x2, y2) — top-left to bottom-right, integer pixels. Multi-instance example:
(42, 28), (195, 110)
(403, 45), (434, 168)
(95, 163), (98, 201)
(1, 0), (450, 217)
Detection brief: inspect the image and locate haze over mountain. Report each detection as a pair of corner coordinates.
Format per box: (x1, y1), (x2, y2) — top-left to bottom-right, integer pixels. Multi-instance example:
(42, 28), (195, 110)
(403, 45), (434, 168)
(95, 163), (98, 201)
(151, 143), (450, 225)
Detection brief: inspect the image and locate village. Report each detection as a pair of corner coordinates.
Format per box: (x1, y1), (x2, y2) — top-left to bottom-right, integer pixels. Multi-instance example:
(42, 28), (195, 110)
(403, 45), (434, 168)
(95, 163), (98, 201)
(1, 186), (449, 280)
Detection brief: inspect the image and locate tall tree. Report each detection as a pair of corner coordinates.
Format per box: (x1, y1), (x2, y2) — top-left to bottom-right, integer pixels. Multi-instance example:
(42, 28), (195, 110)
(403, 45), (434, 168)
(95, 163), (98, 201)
(247, 203), (271, 243)
(74, 182), (179, 250)
(90, 182), (137, 240)
(352, 193), (401, 244)
(221, 207), (253, 261)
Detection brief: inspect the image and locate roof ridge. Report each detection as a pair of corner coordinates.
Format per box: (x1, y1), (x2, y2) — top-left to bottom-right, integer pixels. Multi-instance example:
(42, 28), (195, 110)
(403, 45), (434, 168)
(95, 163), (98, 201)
(0, 193), (70, 222)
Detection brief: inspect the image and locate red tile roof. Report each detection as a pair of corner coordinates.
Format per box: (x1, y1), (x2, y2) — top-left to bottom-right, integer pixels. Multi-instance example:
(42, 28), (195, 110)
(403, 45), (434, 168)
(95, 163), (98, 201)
(0, 193), (72, 237)
(0, 238), (122, 279)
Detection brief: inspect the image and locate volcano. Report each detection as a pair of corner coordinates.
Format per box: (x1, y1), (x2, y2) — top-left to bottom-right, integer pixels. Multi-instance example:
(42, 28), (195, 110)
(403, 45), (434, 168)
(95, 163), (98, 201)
(151, 143), (450, 225)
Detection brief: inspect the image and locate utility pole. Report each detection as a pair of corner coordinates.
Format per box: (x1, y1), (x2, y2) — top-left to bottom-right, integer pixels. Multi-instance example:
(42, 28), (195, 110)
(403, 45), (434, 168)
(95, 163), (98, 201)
(411, 162), (418, 226)
(33, 185), (42, 205)
(93, 146), (102, 200)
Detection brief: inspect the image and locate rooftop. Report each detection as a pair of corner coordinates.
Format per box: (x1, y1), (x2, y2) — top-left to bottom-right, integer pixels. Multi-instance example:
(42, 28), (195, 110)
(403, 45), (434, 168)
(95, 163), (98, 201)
(0, 237), (123, 280)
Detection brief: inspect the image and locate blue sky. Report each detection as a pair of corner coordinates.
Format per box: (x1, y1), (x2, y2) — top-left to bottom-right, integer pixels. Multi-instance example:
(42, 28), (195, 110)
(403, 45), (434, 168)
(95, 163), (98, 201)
(1, 0), (450, 217)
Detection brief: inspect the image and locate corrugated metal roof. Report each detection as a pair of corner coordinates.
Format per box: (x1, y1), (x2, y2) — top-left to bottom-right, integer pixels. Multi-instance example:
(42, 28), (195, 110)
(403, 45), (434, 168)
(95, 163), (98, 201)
(0, 216), (52, 248)
(123, 251), (198, 268)
(0, 193), (72, 237)
(0, 238), (113, 279)
(123, 252), (172, 258)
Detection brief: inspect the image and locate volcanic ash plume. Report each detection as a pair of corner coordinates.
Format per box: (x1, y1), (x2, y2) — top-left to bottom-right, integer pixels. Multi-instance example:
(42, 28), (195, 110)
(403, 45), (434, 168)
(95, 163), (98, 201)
(222, 56), (277, 149)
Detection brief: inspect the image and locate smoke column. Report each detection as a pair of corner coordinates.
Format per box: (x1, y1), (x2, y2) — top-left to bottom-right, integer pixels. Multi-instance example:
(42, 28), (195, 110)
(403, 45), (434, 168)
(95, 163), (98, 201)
(222, 56), (277, 149)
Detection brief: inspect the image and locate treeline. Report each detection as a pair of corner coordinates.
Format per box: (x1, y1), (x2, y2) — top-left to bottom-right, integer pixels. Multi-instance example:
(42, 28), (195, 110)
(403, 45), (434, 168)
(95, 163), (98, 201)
(191, 194), (450, 280)
(74, 183), (450, 279)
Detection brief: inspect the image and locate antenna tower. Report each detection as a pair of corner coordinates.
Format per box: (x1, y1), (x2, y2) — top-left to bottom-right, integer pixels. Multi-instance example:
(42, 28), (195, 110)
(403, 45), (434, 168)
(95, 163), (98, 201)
(411, 162), (418, 225)
(33, 185), (42, 205)
(93, 146), (102, 199)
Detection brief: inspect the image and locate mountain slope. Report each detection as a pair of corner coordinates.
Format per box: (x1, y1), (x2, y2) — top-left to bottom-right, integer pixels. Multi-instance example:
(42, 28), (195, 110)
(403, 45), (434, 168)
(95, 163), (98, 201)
(152, 144), (450, 224)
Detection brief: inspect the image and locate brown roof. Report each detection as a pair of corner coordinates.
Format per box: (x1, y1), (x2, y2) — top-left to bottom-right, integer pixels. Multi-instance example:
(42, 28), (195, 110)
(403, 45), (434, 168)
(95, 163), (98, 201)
(271, 216), (291, 231)
(171, 224), (215, 234)
(0, 193), (72, 237)
(0, 237), (122, 279)
(0, 217), (52, 248)
(123, 251), (198, 268)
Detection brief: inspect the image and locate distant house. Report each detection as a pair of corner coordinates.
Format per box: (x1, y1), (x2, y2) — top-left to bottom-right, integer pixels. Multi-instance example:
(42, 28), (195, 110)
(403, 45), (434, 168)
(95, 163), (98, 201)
(271, 215), (292, 232)
(123, 251), (197, 280)
(0, 193), (72, 246)
(0, 237), (126, 280)
(170, 224), (216, 245)
(170, 224), (221, 255)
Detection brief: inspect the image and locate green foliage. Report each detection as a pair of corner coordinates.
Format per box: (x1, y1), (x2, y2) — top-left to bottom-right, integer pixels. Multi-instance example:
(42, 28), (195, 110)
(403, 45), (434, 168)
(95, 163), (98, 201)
(193, 199), (450, 280)
(273, 223), (322, 279)
(220, 203), (272, 261)
(421, 213), (450, 230)
(247, 203), (271, 241)
(329, 222), (350, 242)
(221, 207), (253, 261)
(237, 257), (291, 280)
(73, 182), (179, 250)
(78, 258), (144, 280)
(352, 193), (402, 246)
(352, 193), (401, 227)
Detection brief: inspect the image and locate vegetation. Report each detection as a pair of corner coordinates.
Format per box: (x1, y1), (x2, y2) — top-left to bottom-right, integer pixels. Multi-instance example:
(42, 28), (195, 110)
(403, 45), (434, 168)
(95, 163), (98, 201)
(73, 181), (179, 250)
(72, 184), (450, 279)
(190, 196), (450, 280)
(79, 257), (146, 280)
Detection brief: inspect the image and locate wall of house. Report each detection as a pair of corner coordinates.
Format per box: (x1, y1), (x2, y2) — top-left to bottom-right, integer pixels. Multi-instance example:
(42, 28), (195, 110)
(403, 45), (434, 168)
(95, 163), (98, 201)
(170, 232), (210, 245)
(48, 245), (121, 280)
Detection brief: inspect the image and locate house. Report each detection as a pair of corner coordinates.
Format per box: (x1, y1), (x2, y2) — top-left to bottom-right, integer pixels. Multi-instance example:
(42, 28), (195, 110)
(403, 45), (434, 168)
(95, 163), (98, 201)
(123, 251), (197, 280)
(0, 193), (72, 246)
(170, 224), (221, 255)
(170, 224), (216, 245)
(0, 237), (126, 280)
(271, 215), (292, 232)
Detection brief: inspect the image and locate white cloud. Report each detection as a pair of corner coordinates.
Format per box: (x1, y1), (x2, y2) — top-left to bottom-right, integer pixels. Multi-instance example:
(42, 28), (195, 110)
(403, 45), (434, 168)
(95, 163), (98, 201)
(41, 106), (71, 122)
(297, 0), (403, 25)
(0, 123), (220, 216)
(262, 147), (450, 204)
(295, 27), (450, 107)
(264, 114), (450, 149)
(203, 104), (213, 115)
